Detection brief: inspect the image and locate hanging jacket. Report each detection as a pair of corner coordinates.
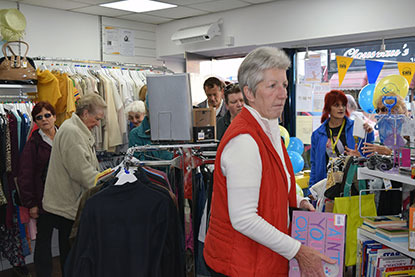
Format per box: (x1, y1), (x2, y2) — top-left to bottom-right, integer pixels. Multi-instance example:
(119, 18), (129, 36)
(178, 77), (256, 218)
(309, 116), (374, 187)
(203, 108), (297, 276)
(66, 167), (184, 277)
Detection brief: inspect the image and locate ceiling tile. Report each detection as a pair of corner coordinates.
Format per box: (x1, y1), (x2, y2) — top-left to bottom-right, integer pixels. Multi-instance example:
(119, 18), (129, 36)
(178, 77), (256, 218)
(146, 6), (207, 19)
(158, 0), (214, 5)
(188, 0), (250, 12)
(20, 0), (90, 10)
(71, 0), (115, 4)
(117, 13), (173, 24)
(71, 5), (132, 17)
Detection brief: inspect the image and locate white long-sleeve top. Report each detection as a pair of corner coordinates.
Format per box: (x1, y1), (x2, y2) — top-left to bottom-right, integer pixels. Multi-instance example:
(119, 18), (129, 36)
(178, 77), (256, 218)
(221, 105), (304, 260)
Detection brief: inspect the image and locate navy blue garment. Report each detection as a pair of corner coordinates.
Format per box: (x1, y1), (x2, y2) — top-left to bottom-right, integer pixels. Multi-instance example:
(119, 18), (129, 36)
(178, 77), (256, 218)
(66, 167), (184, 277)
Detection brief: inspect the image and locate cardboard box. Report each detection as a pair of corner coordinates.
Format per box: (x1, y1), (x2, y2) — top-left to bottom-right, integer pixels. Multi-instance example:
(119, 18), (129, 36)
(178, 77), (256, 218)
(193, 108), (216, 142)
(193, 108), (216, 127)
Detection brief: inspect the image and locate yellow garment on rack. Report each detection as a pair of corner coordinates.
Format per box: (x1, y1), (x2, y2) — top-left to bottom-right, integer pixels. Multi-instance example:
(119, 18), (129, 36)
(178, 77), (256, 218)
(69, 77), (80, 101)
(53, 72), (69, 126)
(94, 168), (113, 186)
(64, 77), (76, 121)
(35, 69), (61, 107)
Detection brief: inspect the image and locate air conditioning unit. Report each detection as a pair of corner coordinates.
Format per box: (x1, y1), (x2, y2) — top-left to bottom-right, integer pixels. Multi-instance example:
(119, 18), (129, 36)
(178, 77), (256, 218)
(171, 22), (221, 45)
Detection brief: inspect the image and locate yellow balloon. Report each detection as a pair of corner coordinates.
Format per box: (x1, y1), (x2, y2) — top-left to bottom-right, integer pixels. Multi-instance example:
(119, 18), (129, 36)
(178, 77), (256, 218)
(279, 125), (290, 148)
(296, 183), (304, 197)
(373, 75), (409, 107)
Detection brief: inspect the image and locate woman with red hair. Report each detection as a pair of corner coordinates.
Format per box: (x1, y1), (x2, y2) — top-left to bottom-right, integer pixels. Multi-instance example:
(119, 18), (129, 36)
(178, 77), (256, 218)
(309, 90), (374, 187)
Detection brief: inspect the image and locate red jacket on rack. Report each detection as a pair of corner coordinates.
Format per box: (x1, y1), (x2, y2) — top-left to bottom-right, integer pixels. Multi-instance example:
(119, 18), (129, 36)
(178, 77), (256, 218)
(203, 107), (297, 276)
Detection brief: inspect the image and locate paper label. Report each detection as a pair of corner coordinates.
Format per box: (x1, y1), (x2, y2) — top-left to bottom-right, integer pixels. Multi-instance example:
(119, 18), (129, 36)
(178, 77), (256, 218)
(384, 179), (392, 190)
(198, 131), (205, 140)
(334, 214), (345, 226)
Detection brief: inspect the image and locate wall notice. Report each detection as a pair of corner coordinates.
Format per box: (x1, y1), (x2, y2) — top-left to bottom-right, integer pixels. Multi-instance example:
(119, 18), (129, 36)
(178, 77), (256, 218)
(296, 116), (313, 145)
(104, 27), (135, 56)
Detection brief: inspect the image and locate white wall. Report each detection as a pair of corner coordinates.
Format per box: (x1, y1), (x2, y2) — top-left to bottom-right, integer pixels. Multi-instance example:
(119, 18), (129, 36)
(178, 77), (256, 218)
(156, 0), (415, 59)
(21, 4), (100, 60)
(0, 1), (167, 69)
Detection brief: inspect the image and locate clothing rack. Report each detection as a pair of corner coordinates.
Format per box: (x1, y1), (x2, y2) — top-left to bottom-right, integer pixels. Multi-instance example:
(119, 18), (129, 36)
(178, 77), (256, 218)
(125, 143), (217, 156)
(0, 84), (37, 101)
(123, 143), (217, 276)
(125, 143), (217, 199)
(32, 56), (174, 74)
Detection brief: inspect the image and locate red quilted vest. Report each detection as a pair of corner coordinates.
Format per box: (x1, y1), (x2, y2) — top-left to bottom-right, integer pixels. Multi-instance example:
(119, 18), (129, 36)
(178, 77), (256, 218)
(203, 107), (297, 276)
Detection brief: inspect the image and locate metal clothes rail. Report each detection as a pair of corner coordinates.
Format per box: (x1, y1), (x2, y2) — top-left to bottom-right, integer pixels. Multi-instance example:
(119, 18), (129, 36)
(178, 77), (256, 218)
(124, 143), (217, 200)
(32, 56), (174, 74)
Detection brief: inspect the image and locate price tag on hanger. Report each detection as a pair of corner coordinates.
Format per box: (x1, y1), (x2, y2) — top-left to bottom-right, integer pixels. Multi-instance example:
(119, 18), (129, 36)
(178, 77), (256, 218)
(198, 130), (205, 140)
(383, 178), (392, 191)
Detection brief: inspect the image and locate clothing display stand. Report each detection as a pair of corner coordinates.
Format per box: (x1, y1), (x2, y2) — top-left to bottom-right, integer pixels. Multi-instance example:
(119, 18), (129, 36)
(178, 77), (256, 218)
(0, 86), (36, 272)
(124, 143), (217, 276)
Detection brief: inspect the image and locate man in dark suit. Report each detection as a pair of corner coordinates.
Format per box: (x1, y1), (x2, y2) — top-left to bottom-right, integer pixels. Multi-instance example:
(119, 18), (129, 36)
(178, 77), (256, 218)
(197, 77), (227, 119)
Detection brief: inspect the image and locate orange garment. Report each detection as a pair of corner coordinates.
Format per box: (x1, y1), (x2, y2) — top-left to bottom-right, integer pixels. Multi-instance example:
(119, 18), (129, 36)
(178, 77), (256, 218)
(53, 72), (69, 126)
(203, 108), (297, 277)
(64, 76), (76, 121)
(35, 69), (61, 107)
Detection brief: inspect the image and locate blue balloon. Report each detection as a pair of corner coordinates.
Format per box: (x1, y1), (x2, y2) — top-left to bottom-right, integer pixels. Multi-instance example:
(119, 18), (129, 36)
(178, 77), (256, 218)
(358, 83), (376, 114)
(288, 151), (304, 174)
(287, 137), (304, 154)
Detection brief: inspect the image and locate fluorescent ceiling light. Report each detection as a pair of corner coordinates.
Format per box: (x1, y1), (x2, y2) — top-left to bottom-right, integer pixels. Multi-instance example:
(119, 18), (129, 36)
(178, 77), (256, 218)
(101, 0), (177, 13)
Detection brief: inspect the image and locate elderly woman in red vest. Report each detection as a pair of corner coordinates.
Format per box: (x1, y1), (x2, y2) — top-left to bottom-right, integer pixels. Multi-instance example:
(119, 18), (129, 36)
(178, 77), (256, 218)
(203, 47), (335, 277)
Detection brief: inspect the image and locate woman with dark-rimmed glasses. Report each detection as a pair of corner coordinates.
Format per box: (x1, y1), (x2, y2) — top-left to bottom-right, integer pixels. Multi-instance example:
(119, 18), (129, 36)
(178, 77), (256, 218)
(17, 101), (57, 277)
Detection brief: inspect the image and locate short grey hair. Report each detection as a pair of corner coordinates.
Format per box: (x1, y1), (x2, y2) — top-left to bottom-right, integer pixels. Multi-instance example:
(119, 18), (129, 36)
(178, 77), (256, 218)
(75, 93), (107, 116)
(125, 100), (146, 115)
(346, 94), (358, 111)
(238, 47), (291, 104)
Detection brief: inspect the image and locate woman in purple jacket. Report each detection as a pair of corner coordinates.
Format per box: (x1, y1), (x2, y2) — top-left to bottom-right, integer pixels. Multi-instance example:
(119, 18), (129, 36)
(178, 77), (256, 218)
(17, 101), (57, 277)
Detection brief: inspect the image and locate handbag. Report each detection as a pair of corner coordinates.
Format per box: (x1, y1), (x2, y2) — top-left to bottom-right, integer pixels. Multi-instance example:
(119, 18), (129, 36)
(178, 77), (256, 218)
(0, 40), (37, 85)
(333, 162), (377, 267)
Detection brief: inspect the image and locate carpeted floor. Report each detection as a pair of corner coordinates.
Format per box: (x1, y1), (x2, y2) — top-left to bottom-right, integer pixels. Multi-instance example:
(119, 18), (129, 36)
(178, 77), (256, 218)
(0, 257), (61, 277)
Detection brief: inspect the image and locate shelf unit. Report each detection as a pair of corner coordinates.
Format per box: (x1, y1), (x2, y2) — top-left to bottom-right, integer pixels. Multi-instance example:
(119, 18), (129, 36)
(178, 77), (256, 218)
(358, 228), (415, 259)
(357, 167), (415, 186)
(357, 167), (415, 263)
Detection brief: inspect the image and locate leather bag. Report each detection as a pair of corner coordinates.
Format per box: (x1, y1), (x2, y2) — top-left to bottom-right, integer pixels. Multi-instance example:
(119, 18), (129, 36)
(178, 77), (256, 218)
(0, 40), (37, 85)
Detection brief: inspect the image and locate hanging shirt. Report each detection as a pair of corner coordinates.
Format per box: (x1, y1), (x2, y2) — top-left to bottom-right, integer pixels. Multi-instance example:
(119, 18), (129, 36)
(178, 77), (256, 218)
(53, 72), (69, 126)
(35, 69), (61, 108)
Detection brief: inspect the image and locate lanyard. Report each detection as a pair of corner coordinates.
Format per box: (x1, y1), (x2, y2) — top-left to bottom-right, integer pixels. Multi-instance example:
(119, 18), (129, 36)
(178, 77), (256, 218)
(329, 119), (345, 155)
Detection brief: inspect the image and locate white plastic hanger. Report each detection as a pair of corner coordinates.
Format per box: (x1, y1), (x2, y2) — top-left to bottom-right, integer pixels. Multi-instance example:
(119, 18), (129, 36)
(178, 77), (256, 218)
(113, 157), (140, 186)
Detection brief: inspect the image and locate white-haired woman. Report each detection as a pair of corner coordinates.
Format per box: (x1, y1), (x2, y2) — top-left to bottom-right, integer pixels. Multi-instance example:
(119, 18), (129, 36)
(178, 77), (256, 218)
(203, 47), (334, 276)
(125, 100), (146, 131)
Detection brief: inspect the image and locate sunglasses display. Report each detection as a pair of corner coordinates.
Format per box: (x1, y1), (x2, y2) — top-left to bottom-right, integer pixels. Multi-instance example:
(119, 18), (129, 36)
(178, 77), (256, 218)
(35, 113), (52, 121)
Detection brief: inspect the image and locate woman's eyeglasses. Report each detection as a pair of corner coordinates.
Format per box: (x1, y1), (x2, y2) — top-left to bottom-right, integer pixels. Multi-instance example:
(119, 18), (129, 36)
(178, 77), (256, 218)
(35, 113), (52, 121)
